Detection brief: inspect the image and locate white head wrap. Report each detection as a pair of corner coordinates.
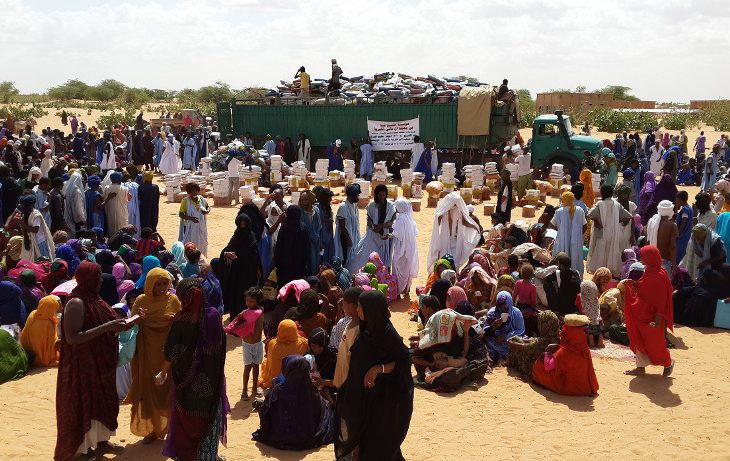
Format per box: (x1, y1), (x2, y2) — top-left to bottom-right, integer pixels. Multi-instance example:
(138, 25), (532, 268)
(658, 200), (674, 217)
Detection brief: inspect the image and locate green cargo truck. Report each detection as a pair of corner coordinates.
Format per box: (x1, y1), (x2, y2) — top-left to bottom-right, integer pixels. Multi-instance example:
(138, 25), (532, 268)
(216, 98), (601, 170)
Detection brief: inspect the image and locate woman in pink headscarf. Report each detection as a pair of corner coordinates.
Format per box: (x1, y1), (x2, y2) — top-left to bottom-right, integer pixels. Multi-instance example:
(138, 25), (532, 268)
(112, 262), (135, 299)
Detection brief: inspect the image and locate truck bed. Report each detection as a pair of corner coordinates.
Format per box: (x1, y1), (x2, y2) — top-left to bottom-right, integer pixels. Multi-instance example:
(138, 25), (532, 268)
(217, 101), (515, 149)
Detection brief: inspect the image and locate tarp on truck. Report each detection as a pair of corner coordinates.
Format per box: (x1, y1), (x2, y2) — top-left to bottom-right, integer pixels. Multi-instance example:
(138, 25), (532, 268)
(457, 86), (493, 136)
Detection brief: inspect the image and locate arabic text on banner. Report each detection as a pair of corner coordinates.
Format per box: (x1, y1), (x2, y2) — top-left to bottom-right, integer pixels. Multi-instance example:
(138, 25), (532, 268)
(367, 118), (420, 151)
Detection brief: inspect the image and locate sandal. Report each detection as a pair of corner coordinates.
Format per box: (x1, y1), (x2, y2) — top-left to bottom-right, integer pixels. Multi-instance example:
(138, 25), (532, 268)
(623, 368), (645, 376)
(662, 360), (675, 377)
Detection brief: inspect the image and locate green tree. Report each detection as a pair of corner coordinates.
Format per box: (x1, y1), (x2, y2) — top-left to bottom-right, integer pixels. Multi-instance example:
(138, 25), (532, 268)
(702, 100), (730, 131)
(47, 79), (89, 100)
(595, 85), (638, 101)
(88, 79), (126, 101)
(197, 81), (233, 103)
(120, 88), (150, 106)
(0, 81), (20, 103)
(516, 89), (536, 128)
(574, 85), (587, 93)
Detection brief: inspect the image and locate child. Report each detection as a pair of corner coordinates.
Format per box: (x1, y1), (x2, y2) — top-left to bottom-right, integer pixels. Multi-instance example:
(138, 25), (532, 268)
(579, 280), (604, 348)
(513, 264), (539, 336)
(180, 248), (201, 278)
(230, 287), (264, 400)
(328, 287), (363, 390)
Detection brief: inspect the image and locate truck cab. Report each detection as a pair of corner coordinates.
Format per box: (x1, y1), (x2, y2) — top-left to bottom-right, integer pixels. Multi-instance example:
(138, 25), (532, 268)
(530, 110), (602, 172)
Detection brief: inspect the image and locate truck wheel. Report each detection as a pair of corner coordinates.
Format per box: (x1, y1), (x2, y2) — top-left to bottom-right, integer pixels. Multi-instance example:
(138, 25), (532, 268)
(546, 156), (577, 176)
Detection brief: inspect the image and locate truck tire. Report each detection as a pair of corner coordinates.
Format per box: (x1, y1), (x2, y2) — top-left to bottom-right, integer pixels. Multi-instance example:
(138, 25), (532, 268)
(546, 155), (577, 176)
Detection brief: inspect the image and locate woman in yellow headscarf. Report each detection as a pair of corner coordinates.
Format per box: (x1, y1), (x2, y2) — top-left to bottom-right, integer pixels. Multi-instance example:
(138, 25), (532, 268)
(258, 319), (308, 389)
(124, 267), (181, 443)
(579, 168), (595, 208)
(20, 295), (61, 366)
(549, 191), (587, 275)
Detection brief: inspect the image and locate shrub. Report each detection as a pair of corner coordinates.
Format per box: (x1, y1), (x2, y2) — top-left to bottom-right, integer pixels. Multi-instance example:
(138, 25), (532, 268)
(662, 111), (699, 130)
(0, 104), (49, 124)
(96, 108), (137, 130)
(586, 108), (656, 133)
(702, 100), (730, 131)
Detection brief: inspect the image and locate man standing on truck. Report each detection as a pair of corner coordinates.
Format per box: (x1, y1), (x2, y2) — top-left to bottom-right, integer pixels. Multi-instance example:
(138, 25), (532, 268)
(328, 59), (342, 95)
(295, 66), (311, 100)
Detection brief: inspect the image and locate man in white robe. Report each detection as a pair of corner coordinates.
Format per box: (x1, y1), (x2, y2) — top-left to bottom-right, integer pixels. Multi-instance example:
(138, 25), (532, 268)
(103, 172), (130, 237)
(587, 184), (632, 275)
(62, 170), (86, 236)
(649, 139), (664, 177)
(334, 184), (361, 266)
(427, 192), (481, 270)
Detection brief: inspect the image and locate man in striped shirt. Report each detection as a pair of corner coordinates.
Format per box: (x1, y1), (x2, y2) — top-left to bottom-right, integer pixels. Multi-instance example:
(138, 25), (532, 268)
(135, 227), (166, 259)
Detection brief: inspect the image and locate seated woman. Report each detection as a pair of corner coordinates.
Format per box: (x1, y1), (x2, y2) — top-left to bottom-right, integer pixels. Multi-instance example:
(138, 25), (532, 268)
(679, 224), (727, 283)
(308, 327), (337, 382)
(19, 295), (61, 366)
(532, 314), (599, 396)
(253, 355), (333, 450)
(482, 291), (525, 362)
(599, 282), (626, 328)
(591, 267), (617, 296)
(0, 328), (29, 384)
(17, 269), (46, 314)
(463, 266), (497, 315)
(419, 258), (452, 295)
(674, 263), (730, 327)
(285, 289), (328, 337)
(259, 320), (309, 389)
(267, 279), (310, 338)
(507, 310), (560, 377)
(412, 306), (489, 392)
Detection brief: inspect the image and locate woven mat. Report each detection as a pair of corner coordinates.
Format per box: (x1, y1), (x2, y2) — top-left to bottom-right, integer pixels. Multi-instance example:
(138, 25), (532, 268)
(590, 340), (635, 361)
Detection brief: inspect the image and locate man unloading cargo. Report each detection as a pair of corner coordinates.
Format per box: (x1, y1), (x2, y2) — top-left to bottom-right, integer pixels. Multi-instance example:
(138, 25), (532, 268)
(328, 59), (343, 95)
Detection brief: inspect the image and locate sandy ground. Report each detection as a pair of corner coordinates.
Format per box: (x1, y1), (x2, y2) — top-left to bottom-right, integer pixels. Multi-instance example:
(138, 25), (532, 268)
(1, 109), (730, 459)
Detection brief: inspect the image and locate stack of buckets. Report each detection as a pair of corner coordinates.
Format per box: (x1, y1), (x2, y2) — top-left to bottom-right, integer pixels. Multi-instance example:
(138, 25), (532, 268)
(238, 185), (256, 203)
(343, 159), (356, 184)
(270, 155), (283, 184)
(401, 169), (414, 197)
(289, 161), (308, 190)
(373, 161), (388, 182)
(240, 164), (262, 187)
(412, 172), (424, 198)
(200, 157), (213, 176)
(164, 174), (182, 202)
(463, 164), (485, 202)
(314, 159), (330, 189)
(212, 178), (229, 204)
(439, 162), (456, 194)
(355, 179), (371, 208)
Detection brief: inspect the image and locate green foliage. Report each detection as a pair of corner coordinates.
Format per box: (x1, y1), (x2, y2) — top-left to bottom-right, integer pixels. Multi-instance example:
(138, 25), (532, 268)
(516, 89), (536, 129)
(96, 108), (137, 130)
(197, 81), (233, 104)
(701, 100), (730, 131)
(0, 81), (20, 103)
(662, 111), (699, 130)
(87, 79), (126, 101)
(120, 88), (151, 106)
(47, 79), (90, 101)
(595, 85), (638, 101)
(0, 104), (49, 124)
(574, 85), (587, 93)
(586, 108), (656, 132)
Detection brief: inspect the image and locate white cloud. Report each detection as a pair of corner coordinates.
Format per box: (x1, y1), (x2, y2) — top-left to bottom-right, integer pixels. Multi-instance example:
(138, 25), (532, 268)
(2, 0), (728, 101)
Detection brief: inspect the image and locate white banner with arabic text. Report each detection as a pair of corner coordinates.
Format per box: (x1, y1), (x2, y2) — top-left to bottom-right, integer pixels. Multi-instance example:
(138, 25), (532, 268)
(367, 118), (419, 151)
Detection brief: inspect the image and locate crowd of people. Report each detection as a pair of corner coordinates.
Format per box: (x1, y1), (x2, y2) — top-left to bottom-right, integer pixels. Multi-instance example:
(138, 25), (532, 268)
(1, 110), (728, 461)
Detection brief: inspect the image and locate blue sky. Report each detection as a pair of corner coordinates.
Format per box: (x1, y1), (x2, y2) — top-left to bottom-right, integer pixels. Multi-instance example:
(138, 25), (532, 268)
(5, 0), (729, 102)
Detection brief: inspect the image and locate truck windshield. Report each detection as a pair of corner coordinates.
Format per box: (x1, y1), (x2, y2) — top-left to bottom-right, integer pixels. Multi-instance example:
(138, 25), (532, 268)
(563, 118), (574, 136)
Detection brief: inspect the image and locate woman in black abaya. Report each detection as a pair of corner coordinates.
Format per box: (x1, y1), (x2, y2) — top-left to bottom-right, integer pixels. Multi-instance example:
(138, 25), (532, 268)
(334, 291), (413, 461)
(220, 213), (261, 319)
(274, 205), (310, 287)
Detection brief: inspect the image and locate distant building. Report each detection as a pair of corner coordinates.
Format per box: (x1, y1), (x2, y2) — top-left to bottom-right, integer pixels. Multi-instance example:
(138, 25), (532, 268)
(536, 92), (655, 114)
(689, 100), (725, 110)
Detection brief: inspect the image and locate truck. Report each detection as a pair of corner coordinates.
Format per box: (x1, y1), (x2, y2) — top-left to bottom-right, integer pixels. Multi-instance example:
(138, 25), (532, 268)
(149, 109), (204, 130)
(216, 94), (602, 170)
(529, 110), (604, 172)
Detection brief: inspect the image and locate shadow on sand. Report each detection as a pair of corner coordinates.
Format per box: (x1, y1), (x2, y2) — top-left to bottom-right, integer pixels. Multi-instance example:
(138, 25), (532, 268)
(628, 375), (682, 407)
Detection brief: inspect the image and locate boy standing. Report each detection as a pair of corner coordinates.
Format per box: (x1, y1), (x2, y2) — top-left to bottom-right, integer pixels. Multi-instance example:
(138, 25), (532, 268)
(241, 287), (264, 401)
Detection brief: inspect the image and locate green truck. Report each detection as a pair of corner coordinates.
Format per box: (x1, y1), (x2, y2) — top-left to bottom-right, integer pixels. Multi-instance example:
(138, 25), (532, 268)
(216, 99), (601, 170)
(530, 111), (603, 171)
